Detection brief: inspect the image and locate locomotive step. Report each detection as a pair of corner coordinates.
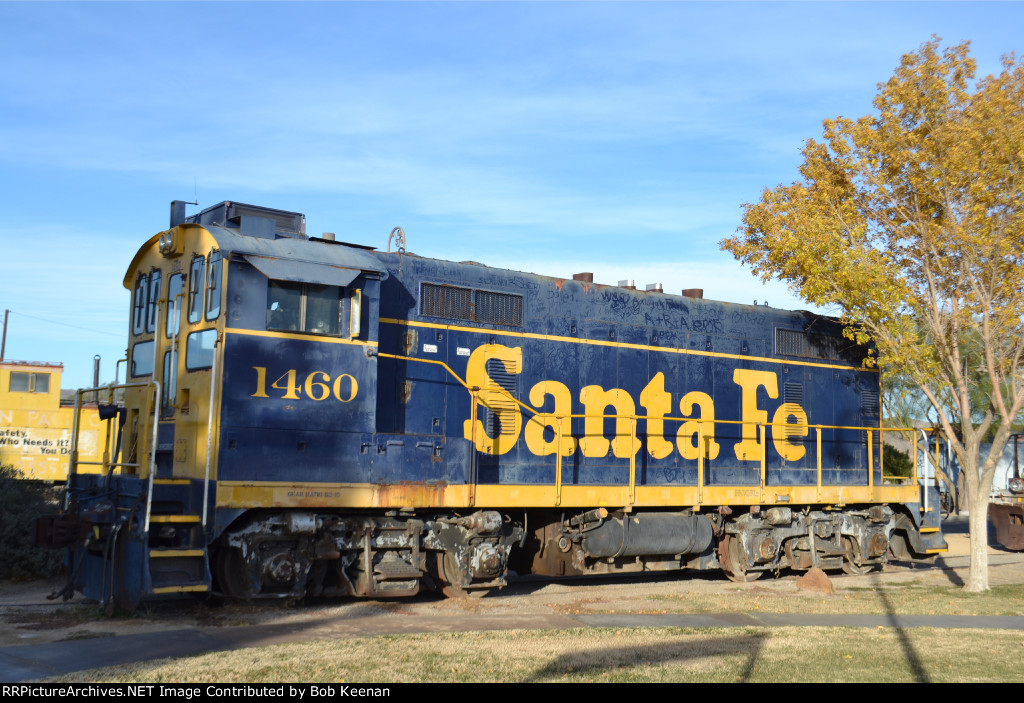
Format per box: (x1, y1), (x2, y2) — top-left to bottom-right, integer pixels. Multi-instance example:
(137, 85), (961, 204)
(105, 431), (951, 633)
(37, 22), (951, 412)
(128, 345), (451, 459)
(150, 584), (210, 595)
(149, 548), (206, 558)
(147, 545), (211, 594)
(149, 514), (201, 523)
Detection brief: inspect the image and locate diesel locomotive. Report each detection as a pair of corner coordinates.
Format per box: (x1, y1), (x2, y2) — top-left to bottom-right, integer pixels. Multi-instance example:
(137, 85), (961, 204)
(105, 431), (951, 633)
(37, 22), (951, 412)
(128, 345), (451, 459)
(38, 200), (946, 609)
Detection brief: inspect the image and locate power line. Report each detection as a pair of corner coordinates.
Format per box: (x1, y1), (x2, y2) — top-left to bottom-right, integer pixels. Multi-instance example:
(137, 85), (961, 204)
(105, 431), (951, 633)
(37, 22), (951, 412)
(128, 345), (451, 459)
(7, 309), (123, 339)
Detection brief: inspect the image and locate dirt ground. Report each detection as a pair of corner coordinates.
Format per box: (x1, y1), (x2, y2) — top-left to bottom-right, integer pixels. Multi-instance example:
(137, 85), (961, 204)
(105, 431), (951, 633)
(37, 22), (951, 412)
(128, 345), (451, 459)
(1, 515), (1020, 650)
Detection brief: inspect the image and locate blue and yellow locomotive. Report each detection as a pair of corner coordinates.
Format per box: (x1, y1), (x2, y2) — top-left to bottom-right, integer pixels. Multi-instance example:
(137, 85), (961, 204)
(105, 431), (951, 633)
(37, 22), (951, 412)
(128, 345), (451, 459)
(39, 201), (946, 608)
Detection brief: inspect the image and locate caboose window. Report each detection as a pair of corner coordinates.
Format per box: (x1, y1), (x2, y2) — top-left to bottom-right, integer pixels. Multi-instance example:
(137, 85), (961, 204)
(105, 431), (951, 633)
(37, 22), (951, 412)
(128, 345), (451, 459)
(188, 256), (205, 324)
(205, 251), (222, 321)
(8, 372), (49, 393)
(266, 281), (342, 336)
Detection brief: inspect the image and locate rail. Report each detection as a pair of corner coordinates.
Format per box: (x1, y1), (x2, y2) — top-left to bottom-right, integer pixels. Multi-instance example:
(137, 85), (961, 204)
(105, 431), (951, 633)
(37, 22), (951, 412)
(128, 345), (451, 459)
(377, 352), (941, 507)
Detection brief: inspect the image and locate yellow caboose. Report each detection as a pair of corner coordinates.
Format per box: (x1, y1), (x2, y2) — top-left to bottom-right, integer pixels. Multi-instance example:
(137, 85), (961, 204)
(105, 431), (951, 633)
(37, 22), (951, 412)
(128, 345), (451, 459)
(0, 360), (102, 481)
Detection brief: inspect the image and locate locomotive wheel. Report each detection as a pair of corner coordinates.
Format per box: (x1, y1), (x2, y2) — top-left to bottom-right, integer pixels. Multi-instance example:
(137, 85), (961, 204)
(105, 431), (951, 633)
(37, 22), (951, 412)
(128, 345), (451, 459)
(435, 552), (489, 599)
(213, 546), (250, 598)
(841, 537), (874, 575)
(720, 534), (762, 583)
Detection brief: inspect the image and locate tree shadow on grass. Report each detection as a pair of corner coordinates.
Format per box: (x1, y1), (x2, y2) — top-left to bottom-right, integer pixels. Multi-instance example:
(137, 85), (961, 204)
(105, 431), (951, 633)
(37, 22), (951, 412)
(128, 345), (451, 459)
(932, 564), (966, 588)
(522, 632), (767, 682)
(872, 573), (930, 683)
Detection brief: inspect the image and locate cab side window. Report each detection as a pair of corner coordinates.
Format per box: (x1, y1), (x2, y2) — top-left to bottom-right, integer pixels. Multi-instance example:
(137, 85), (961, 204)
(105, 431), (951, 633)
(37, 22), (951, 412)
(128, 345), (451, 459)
(205, 251), (222, 321)
(267, 281), (303, 331)
(188, 256), (205, 324)
(266, 281), (342, 336)
(166, 274), (183, 338)
(146, 271), (161, 333)
(132, 274), (147, 335)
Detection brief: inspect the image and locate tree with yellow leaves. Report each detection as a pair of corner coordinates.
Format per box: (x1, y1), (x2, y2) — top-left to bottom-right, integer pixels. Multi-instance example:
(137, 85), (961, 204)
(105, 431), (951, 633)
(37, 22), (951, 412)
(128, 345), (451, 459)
(722, 38), (1023, 592)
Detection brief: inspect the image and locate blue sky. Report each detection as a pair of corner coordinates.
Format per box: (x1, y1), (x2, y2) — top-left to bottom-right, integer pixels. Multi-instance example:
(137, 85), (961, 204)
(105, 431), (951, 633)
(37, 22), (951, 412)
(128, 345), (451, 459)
(1, 1), (1021, 388)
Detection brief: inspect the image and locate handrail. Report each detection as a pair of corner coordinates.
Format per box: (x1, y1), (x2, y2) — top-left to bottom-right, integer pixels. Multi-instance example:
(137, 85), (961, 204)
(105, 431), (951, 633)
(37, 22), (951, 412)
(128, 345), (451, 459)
(66, 383), (155, 479)
(144, 380), (161, 534)
(202, 333), (222, 527)
(65, 381), (160, 533)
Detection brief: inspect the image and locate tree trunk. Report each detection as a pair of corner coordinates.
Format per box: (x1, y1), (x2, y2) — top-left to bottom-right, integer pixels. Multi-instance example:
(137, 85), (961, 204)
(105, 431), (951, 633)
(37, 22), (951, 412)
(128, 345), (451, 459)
(965, 502), (990, 591)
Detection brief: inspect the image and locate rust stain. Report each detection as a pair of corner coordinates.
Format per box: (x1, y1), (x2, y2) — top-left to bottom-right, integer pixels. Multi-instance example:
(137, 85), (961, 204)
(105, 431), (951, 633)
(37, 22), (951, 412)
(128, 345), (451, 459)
(990, 503), (1024, 550)
(373, 481), (449, 507)
(554, 279), (565, 292)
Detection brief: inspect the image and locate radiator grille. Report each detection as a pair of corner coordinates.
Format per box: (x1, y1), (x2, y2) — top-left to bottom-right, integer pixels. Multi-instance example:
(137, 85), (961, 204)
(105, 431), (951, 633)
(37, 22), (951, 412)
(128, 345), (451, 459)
(420, 283), (524, 327)
(421, 283), (473, 321)
(776, 329), (846, 361)
(475, 290), (523, 326)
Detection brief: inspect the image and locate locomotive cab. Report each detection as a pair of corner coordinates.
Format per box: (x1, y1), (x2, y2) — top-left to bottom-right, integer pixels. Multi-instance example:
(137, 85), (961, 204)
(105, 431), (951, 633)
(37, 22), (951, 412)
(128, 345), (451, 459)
(49, 202), (394, 607)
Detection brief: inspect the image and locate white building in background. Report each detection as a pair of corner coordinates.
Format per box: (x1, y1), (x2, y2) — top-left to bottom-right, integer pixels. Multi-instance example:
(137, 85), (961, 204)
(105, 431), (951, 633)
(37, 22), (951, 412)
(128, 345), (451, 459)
(915, 434), (1022, 497)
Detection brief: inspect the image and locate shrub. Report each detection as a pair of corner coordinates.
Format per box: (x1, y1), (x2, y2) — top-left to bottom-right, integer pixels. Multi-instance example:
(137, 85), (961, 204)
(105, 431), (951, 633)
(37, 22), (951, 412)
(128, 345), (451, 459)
(0, 464), (65, 579)
(883, 447), (914, 478)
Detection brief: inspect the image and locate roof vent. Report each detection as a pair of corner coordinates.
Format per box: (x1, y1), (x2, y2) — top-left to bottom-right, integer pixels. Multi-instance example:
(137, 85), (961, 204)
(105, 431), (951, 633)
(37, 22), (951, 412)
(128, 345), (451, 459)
(573, 272), (594, 283)
(646, 283), (663, 293)
(618, 279), (636, 290)
(682, 288), (704, 299)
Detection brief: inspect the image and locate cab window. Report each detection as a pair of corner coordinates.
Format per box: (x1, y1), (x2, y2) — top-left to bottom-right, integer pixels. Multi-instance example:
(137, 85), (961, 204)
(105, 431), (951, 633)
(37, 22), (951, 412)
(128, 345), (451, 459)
(146, 271), (161, 333)
(166, 274), (183, 338)
(161, 351), (177, 415)
(267, 281), (303, 332)
(266, 281), (342, 335)
(188, 256), (205, 324)
(132, 274), (147, 335)
(305, 284), (341, 335)
(186, 329), (217, 370)
(205, 251), (222, 321)
(130, 341), (155, 377)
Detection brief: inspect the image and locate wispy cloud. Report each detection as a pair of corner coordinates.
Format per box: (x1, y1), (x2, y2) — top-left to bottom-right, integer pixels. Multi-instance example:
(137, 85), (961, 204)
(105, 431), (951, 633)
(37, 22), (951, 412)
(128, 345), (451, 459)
(1, 1), (1021, 384)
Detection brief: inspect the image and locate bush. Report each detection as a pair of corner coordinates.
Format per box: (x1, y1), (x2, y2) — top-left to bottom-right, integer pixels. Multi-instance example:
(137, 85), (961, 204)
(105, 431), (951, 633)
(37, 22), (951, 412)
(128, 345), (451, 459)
(883, 447), (914, 478)
(0, 464), (65, 580)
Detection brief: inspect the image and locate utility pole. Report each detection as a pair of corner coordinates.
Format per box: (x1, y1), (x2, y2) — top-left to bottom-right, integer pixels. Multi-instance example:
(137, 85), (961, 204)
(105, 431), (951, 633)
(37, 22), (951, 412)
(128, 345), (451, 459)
(1, 308), (8, 361)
